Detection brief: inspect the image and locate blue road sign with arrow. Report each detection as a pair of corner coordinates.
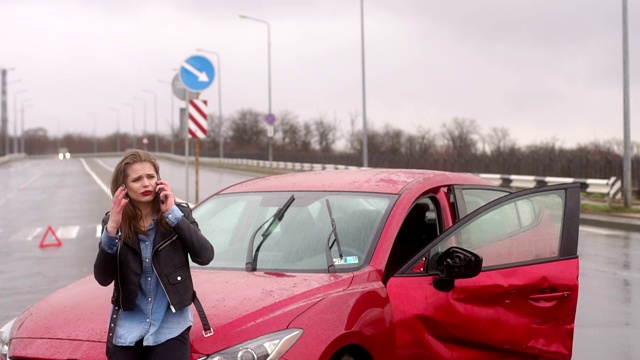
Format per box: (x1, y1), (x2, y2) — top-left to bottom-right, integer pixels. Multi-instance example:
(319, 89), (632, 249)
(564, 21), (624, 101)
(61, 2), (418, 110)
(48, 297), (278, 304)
(179, 55), (215, 92)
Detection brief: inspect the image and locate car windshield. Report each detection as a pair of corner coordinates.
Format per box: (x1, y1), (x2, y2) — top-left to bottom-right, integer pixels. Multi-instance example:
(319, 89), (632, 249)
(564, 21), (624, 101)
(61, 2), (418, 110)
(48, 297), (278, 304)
(192, 191), (395, 272)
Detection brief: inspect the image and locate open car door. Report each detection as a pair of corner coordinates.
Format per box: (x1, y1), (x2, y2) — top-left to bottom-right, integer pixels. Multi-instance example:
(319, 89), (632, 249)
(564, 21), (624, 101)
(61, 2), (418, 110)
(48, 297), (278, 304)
(386, 183), (581, 360)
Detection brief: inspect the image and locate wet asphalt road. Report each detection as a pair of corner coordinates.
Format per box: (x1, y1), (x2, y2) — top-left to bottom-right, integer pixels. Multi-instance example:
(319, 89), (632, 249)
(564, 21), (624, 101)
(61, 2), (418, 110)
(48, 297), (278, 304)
(0, 156), (638, 359)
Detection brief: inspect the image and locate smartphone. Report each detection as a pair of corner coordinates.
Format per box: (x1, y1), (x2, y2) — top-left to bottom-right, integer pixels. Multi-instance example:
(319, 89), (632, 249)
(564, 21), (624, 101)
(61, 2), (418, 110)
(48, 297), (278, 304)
(157, 177), (165, 204)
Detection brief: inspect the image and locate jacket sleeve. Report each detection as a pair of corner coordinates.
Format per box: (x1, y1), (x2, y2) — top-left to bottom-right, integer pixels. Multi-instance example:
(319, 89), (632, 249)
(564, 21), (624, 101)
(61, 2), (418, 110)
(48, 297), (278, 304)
(94, 212), (117, 286)
(174, 203), (215, 266)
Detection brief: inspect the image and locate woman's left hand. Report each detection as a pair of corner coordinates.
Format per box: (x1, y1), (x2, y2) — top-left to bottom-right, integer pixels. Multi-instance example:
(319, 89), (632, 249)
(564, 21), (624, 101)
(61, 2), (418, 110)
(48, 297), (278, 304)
(156, 179), (175, 212)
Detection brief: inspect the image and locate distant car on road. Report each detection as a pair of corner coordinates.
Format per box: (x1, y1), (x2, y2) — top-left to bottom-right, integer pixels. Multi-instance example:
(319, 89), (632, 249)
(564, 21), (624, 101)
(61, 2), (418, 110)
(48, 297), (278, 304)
(1, 169), (581, 360)
(57, 147), (70, 160)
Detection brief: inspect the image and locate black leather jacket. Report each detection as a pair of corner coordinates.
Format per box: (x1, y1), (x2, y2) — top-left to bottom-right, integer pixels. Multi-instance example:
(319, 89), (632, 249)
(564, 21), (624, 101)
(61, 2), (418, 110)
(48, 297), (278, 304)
(93, 203), (214, 312)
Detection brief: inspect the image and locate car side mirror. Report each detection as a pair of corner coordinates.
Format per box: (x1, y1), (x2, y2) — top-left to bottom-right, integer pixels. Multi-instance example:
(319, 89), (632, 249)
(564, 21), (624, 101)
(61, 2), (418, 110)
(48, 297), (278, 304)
(432, 246), (483, 292)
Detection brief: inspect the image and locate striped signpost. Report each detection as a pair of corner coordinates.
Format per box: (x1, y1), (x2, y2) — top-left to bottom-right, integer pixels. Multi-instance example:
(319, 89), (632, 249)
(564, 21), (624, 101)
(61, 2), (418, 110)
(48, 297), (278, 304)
(189, 99), (208, 203)
(188, 99), (208, 139)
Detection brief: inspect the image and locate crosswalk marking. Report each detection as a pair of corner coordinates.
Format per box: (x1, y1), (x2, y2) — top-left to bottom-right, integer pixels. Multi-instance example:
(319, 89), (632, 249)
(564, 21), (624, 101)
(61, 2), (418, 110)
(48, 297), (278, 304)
(7, 225), (102, 241)
(8, 226), (43, 242)
(56, 226), (80, 239)
(26, 227), (42, 241)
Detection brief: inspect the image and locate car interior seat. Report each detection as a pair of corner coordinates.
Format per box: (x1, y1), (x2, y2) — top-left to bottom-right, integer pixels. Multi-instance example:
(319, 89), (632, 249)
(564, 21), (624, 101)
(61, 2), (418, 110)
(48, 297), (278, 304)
(385, 202), (436, 279)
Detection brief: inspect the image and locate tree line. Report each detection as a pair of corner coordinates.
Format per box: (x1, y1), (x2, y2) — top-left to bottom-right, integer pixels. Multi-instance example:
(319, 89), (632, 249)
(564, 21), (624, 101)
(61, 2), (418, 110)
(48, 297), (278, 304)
(14, 109), (640, 184)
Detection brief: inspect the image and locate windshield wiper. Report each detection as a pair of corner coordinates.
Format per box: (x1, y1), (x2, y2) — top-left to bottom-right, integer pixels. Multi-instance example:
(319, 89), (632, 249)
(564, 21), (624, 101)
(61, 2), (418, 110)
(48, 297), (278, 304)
(324, 199), (343, 273)
(245, 195), (295, 271)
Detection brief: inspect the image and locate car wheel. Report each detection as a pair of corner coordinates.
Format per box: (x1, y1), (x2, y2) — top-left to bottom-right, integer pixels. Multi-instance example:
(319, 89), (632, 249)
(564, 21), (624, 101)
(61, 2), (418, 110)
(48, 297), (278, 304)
(334, 353), (355, 360)
(330, 348), (372, 360)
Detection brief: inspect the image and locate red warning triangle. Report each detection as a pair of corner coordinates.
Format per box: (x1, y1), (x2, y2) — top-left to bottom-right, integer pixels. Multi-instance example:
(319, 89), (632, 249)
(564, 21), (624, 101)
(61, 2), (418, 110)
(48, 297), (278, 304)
(39, 225), (63, 248)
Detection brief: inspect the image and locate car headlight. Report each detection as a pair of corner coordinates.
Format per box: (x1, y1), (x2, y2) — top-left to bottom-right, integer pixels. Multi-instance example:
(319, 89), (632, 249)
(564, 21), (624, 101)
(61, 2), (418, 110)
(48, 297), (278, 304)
(0, 318), (16, 360)
(202, 328), (302, 360)
(58, 153), (63, 160)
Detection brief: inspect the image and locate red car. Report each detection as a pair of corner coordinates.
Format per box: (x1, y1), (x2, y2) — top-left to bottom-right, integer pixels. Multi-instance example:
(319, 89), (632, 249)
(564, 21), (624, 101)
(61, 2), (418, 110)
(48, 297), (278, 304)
(1, 169), (581, 360)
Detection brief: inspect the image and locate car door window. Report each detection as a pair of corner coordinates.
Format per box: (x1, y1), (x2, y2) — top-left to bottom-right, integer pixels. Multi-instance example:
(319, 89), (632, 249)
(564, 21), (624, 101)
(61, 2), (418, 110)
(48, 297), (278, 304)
(451, 186), (512, 220)
(430, 189), (566, 269)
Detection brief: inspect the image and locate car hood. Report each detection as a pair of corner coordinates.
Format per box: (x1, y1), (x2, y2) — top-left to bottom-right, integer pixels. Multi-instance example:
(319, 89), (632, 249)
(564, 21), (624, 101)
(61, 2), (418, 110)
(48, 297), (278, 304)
(11, 270), (354, 346)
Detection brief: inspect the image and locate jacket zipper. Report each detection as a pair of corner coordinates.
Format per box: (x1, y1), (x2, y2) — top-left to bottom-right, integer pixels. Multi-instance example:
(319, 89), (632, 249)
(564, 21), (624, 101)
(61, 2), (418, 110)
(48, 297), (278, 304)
(153, 234), (178, 313)
(116, 240), (124, 310)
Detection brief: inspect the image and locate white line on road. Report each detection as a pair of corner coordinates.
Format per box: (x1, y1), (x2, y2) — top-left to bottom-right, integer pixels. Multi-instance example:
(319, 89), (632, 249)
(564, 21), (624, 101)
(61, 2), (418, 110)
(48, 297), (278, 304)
(95, 158), (113, 172)
(579, 225), (627, 236)
(80, 157), (111, 198)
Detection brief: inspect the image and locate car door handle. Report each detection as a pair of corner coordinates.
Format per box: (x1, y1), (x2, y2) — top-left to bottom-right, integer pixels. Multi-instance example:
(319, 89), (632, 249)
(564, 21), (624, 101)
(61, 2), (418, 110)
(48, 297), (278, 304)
(529, 292), (572, 301)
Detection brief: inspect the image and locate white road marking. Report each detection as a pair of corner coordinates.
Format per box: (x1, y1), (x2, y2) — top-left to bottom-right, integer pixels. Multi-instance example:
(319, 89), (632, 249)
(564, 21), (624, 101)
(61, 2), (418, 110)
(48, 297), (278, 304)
(579, 225), (626, 236)
(26, 227), (42, 242)
(80, 157), (111, 198)
(0, 174), (41, 207)
(18, 173), (41, 190)
(9, 227), (41, 242)
(95, 158), (113, 172)
(56, 225), (79, 239)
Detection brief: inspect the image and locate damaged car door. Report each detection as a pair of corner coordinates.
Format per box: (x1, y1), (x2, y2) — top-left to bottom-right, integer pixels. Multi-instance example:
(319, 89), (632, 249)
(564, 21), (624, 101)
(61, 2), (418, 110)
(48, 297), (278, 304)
(386, 183), (581, 359)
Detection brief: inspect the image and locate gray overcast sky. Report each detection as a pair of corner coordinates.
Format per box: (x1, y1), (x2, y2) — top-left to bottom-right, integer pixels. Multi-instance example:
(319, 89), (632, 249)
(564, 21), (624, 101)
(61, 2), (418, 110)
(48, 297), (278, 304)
(1, 0), (639, 148)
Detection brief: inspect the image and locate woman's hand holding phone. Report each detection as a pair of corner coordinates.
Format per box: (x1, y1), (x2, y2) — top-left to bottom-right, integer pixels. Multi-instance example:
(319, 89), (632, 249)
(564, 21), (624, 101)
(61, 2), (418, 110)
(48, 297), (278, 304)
(156, 179), (175, 212)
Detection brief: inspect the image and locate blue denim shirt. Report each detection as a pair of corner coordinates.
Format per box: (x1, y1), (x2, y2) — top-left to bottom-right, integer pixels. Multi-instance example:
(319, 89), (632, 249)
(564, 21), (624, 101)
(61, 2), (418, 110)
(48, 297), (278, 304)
(101, 205), (192, 346)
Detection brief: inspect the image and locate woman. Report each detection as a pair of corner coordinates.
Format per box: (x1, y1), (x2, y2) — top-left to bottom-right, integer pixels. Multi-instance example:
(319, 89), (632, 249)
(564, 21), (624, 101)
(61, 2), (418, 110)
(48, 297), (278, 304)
(94, 150), (214, 359)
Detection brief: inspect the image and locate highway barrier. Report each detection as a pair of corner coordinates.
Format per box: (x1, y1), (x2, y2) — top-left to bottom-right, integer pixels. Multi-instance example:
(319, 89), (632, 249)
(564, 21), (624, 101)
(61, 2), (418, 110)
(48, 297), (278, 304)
(1, 152), (623, 203)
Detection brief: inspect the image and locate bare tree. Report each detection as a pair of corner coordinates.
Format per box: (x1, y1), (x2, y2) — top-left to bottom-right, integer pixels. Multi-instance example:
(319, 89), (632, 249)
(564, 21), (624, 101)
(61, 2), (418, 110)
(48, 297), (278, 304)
(276, 110), (302, 151)
(379, 125), (404, 156)
(347, 111), (360, 153)
(228, 109), (266, 151)
(300, 122), (314, 152)
(404, 127), (437, 157)
(441, 118), (479, 156)
(485, 126), (516, 155)
(313, 114), (339, 153)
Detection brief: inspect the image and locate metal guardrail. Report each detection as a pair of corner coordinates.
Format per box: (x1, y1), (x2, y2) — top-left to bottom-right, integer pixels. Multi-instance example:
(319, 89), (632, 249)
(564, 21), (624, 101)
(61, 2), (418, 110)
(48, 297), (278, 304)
(162, 155), (623, 202)
(476, 173), (622, 202)
(1, 153), (623, 203)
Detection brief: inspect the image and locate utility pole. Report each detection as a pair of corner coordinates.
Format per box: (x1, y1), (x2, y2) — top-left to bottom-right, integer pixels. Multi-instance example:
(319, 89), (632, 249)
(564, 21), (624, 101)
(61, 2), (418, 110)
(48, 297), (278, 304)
(360, 0), (368, 168)
(622, 0), (632, 207)
(1, 69), (7, 156)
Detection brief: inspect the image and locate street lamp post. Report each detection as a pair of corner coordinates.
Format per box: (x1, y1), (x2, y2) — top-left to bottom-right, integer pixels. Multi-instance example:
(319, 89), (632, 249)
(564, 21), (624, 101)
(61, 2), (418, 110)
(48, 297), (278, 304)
(1, 68), (16, 156)
(109, 107), (121, 152)
(360, 0), (368, 168)
(158, 79), (175, 154)
(239, 14), (273, 163)
(143, 89), (158, 152)
(622, 0), (632, 207)
(134, 96), (147, 149)
(20, 99), (32, 153)
(13, 89), (27, 153)
(196, 48), (224, 159)
(123, 102), (136, 148)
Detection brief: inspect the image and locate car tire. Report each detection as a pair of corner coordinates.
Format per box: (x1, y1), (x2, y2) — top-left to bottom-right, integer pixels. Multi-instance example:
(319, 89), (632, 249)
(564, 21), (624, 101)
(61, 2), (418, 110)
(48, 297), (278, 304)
(330, 348), (373, 360)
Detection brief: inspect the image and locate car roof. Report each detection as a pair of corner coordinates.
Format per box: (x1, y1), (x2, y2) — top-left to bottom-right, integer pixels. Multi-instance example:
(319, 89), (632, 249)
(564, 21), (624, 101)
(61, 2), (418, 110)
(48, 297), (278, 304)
(218, 169), (490, 195)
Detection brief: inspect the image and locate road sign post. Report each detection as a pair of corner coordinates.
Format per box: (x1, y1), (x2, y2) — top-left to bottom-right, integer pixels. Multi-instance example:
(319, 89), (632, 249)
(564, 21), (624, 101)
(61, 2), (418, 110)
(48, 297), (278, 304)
(189, 99), (208, 203)
(178, 54), (216, 204)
